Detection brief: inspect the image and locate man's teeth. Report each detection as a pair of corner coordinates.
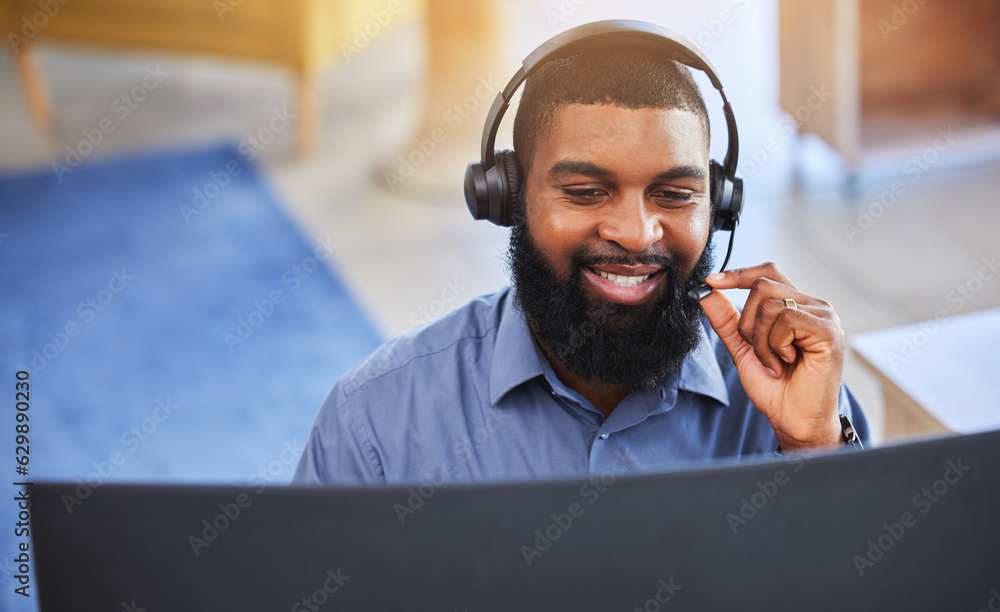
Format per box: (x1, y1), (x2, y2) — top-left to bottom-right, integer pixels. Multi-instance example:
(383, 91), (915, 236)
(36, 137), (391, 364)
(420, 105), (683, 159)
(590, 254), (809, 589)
(594, 269), (652, 288)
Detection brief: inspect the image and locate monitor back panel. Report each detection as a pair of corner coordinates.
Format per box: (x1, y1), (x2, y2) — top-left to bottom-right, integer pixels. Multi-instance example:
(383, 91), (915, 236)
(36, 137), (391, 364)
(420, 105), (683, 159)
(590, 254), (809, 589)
(31, 430), (1000, 611)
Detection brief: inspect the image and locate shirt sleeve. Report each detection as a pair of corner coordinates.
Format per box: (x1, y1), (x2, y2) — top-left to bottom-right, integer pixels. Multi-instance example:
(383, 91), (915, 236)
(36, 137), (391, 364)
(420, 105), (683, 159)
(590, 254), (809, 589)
(292, 380), (386, 485)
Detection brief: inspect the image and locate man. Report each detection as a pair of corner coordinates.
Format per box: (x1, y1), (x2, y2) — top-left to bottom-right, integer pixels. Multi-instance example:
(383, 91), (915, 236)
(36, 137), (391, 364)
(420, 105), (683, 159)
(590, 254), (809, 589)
(294, 43), (869, 486)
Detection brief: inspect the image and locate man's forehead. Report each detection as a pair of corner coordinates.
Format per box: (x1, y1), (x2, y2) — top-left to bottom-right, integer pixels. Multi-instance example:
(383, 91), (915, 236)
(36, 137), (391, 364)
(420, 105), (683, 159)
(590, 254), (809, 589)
(537, 103), (710, 170)
(545, 102), (705, 136)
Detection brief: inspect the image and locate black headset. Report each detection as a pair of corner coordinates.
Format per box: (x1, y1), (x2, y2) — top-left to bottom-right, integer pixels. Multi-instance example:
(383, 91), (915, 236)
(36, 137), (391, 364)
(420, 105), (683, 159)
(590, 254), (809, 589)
(463, 20), (744, 295)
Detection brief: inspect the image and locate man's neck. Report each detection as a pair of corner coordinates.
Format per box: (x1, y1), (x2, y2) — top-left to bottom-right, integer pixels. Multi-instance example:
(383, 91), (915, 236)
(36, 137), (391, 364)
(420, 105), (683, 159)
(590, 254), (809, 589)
(530, 327), (632, 418)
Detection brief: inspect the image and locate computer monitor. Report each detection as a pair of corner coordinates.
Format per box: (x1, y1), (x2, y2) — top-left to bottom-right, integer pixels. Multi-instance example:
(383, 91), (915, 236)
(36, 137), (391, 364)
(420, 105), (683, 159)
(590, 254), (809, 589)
(30, 429), (1000, 610)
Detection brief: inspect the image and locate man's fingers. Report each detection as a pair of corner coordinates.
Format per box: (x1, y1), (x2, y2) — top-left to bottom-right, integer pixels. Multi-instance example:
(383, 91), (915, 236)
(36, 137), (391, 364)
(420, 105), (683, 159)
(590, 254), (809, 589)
(767, 306), (845, 365)
(739, 277), (795, 346)
(700, 262), (845, 380)
(705, 262), (796, 291)
(752, 299), (793, 372)
(698, 283), (757, 371)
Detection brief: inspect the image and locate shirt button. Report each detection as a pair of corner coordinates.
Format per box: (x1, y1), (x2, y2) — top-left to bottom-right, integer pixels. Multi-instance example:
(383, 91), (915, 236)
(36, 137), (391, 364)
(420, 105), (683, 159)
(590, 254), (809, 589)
(599, 434), (609, 440)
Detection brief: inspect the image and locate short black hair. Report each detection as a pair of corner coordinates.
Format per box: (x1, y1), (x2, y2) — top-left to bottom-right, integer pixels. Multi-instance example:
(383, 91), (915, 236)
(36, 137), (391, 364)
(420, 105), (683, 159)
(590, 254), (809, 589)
(511, 47), (710, 178)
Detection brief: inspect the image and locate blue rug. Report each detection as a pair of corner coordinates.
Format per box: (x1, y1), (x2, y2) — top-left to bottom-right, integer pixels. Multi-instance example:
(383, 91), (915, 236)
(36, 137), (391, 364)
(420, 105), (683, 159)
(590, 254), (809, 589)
(0, 144), (382, 608)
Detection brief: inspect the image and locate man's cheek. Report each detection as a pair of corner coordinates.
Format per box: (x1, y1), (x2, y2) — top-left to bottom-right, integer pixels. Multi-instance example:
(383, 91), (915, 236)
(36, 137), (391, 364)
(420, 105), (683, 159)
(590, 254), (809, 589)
(675, 215), (712, 277)
(685, 205), (712, 243)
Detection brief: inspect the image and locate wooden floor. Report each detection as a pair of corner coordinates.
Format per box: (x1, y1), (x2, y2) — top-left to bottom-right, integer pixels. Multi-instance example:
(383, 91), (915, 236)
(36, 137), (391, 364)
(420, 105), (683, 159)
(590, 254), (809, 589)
(3, 1), (999, 444)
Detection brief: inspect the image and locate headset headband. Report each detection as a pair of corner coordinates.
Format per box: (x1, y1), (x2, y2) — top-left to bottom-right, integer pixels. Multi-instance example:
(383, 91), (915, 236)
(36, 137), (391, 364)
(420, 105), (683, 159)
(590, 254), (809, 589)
(478, 20), (740, 179)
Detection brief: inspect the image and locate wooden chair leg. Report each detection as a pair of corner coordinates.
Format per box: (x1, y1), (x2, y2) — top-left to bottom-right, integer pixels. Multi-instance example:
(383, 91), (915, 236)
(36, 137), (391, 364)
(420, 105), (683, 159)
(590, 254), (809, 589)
(12, 42), (53, 131)
(296, 71), (317, 157)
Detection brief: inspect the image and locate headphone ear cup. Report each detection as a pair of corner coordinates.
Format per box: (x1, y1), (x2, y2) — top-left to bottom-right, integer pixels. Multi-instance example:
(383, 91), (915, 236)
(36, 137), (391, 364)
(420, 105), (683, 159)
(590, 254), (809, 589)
(464, 161), (490, 222)
(495, 149), (521, 227)
(709, 160), (723, 230)
(708, 160), (744, 233)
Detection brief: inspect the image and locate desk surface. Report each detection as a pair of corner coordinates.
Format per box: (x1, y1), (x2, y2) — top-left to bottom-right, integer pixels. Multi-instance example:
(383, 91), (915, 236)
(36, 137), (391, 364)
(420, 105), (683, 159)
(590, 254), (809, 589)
(852, 307), (1000, 434)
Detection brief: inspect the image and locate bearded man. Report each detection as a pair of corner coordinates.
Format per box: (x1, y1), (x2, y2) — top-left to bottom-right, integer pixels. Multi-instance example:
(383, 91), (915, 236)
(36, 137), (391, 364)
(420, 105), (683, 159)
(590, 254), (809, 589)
(294, 37), (869, 486)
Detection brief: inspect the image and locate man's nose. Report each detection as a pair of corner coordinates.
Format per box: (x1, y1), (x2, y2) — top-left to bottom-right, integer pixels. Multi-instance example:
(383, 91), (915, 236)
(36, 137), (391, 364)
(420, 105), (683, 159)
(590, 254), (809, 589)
(596, 193), (664, 252)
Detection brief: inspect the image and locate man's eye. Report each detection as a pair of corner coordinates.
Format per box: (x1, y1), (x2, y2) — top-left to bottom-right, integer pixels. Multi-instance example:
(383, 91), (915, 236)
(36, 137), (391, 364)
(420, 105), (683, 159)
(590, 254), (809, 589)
(561, 188), (606, 201)
(653, 191), (695, 202)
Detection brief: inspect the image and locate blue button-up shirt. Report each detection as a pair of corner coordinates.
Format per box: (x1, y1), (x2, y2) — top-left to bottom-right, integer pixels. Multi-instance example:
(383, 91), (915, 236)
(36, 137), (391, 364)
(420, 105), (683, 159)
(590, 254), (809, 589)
(293, 287), (869, 485)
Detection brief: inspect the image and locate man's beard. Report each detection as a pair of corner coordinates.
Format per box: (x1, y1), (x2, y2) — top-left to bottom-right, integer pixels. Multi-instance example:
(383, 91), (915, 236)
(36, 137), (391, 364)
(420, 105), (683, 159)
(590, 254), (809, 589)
(507, 219), (715, 389)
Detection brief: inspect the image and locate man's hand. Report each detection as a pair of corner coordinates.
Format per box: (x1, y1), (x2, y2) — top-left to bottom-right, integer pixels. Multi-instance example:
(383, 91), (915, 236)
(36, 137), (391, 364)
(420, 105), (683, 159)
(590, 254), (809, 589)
(699, 263), (845, 451)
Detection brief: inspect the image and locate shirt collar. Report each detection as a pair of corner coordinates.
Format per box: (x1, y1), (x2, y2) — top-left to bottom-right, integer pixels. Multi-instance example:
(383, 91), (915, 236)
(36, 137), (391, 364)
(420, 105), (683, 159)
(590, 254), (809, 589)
(675, 319), (731, 407)
(489, 287), (730, 408)
(490, 288), (548, 405)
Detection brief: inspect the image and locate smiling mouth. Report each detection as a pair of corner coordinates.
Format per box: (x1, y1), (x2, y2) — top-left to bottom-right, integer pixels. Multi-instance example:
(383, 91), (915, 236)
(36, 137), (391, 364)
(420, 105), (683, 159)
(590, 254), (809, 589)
(590, 268), (653, 288)
(581, 265), (667, 306)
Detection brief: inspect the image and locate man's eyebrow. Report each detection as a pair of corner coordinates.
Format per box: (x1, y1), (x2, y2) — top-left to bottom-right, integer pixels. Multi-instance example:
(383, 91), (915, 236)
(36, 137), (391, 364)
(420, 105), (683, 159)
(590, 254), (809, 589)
(548, 161), (708, 182)
(548, 160), (614, 179)
(654, 166), (708, 182)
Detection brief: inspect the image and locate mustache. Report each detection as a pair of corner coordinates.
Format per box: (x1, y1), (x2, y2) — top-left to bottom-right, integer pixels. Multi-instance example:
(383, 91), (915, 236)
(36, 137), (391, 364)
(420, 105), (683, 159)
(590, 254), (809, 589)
(572, 252), (679, 270)
(571, 252), (692, 293)
(575, 249), (714, 297)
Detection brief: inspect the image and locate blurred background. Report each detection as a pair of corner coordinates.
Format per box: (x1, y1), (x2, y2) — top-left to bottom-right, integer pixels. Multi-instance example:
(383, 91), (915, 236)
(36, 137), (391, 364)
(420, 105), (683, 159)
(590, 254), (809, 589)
(1, 0), (1000, 606)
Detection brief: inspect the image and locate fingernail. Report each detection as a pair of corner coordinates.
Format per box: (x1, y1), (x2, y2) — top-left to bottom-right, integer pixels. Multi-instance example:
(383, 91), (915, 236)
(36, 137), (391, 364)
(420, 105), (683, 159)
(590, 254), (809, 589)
(764, 367), (778, 378)
(706, 273), (724, 283)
